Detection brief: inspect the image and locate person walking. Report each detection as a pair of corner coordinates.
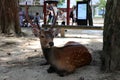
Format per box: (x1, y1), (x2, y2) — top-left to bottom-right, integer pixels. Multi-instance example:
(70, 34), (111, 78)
(51, 3), (58, 25)
(19, 7), (25, 27)
(47, 8), (54, 24)
(83, 0), (93, 26)
(70, 6), (77, 25)
(34, 12), (40, 27)
(60, 10), (66, 25)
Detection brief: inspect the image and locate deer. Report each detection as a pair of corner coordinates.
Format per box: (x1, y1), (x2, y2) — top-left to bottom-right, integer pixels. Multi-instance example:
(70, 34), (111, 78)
(25, 2), (92, 77)
(37, 28), (92, 77)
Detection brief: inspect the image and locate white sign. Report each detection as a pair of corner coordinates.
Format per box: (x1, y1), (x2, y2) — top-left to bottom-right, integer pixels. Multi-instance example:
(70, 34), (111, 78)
(77, 3), (87, 19)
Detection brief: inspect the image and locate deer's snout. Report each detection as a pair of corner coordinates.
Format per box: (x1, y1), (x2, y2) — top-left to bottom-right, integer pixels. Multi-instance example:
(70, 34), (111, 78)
(49, 42), (54, 47)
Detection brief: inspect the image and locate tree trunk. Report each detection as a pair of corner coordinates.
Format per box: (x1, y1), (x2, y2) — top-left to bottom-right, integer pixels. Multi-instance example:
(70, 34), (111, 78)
(101, 0), (120, 71)
(0, 0), (21, 35)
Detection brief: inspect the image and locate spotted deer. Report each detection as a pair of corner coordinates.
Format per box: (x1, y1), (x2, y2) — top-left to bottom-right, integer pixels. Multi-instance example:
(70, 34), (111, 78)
(38, 28), (92, 77)
(25, 2), (92, 77)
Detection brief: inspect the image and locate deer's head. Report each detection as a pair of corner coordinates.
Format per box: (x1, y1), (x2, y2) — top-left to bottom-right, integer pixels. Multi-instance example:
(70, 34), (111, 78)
(38, 28), (60, 48)
(25, 2), (59, 48)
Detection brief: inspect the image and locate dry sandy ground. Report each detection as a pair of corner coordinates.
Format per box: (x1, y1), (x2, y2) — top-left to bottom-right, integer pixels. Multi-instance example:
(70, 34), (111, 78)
(0, 28), (120, 80)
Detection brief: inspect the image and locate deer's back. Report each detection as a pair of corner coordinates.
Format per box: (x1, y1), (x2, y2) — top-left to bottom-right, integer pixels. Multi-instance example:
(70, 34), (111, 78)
(51, 45), (92, 70)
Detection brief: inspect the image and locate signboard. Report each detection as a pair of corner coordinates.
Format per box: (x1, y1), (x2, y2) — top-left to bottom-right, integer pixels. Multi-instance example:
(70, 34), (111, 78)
(77, 1), (88, 25)
(77, 3), (87, 19)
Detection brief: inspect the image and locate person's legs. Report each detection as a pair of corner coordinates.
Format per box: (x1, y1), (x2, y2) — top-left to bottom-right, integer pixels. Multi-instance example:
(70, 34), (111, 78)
(72, 18), (74, 25)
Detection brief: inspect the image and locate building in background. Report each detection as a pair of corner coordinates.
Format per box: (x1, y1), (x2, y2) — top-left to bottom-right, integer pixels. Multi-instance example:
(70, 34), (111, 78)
(18, 0), (106, 18)
(19, 0), (43, 19)
(19, 0), (44, 5)
(19, 0), (33, 5)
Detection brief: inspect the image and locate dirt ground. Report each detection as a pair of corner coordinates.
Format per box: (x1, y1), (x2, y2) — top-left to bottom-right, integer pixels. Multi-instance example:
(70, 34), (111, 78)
(0, 27), (120, 80)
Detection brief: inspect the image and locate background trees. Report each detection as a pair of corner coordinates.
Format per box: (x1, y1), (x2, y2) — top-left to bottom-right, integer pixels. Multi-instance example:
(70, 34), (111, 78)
(97, 0), (106, 17)
(58, 0), (65, 6)
(0, 0), (21, 35)
(97, 0), (106, 9)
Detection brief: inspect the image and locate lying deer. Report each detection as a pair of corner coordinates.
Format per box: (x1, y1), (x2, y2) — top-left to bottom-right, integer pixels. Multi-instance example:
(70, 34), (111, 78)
(25, 2), (92, 76)
(38, 28), (92, 77)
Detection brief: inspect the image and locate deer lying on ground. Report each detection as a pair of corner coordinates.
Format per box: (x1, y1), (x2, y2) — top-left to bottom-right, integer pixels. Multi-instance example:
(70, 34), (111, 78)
(25, 2), (92, 77)
(38, 28), (92, 77)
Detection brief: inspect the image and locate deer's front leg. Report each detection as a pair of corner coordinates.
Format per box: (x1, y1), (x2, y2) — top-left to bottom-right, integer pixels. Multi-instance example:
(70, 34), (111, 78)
(47, 66), (56, 73)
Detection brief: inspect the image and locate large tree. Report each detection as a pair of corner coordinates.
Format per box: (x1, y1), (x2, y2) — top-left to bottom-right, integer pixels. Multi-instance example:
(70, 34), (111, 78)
(0, 0), (21, 35)
(101, 0), (120, 71)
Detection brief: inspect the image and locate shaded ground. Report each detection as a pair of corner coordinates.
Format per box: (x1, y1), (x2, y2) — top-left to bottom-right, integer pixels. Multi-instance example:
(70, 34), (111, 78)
(0, 27), (120, 80)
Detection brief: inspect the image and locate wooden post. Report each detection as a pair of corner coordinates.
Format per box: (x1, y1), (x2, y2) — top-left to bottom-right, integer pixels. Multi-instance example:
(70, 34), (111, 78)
(43, 1), (47, 24)
(60, 28), (65, 37)
(67, 0), (70, 25)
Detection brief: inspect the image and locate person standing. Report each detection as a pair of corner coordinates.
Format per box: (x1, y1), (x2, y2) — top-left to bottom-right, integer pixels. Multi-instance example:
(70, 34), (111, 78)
(83, 0), (93, 26)
(70, 6), (77, 25)
(72, 6), (77, 25)
(60, 10), (66, 25)
(51, 3), (58, 25)
(34, 12), (40, 27)
(19, 7), (25, 27)
(47, 7), (54, 24)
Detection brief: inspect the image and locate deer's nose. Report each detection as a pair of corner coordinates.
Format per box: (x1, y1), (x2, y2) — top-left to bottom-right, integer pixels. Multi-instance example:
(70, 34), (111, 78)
(49, 42), (54, 47)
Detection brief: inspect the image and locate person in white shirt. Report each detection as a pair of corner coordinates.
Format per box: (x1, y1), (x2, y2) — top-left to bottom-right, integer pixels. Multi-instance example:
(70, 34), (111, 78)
(51, 3), (58, 25)
(60, 10), (66, 25)
(47, 6), (54, 24)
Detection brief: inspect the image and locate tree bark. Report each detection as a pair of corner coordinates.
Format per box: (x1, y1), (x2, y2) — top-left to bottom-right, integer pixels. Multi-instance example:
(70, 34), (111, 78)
(0, 0), (21, 35)
(101, 0), (120, 71)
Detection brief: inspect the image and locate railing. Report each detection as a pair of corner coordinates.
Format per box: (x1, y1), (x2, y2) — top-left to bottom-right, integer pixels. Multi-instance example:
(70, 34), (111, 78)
(42, 24), (103, 37)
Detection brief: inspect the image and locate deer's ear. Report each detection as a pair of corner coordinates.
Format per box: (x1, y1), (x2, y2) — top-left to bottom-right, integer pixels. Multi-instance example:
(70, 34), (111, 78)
(53, 28), (60, 37)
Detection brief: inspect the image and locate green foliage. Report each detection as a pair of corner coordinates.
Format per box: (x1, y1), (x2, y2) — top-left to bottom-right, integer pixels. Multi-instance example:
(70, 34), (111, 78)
(58, 0), (65, 5)
(97, 0), (107, 10)
(76, 0), (80, 1)
(97, 0), (107, 17)
(76, 0), (82, 1)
